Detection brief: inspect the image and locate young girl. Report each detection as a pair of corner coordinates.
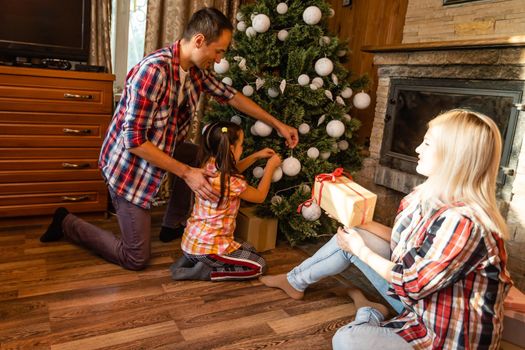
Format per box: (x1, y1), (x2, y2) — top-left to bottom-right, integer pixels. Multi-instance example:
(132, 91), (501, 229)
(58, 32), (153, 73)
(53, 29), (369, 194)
(171, 121), (282, 281)
(261, 109), (513, 349)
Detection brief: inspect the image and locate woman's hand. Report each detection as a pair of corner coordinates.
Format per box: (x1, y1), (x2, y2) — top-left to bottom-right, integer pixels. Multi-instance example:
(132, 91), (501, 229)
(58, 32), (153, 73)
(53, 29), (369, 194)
(254, 148), (276, 160)
(336, 227), (367, 256)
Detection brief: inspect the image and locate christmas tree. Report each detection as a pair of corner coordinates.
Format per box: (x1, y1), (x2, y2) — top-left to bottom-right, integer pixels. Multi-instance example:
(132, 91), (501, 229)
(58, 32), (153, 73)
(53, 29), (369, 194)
(205, 0), (371, 245)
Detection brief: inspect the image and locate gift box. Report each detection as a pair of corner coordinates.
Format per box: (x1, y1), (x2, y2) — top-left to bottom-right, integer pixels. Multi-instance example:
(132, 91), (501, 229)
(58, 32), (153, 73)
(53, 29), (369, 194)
(501, 287), (525, 348)
(313, 169), (377, 228)
(234, 206), (277, 252)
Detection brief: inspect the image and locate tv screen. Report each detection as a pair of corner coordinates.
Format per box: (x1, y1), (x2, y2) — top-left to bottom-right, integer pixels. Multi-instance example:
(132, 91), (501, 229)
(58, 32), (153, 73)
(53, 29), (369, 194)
(0, 0), (91, 62)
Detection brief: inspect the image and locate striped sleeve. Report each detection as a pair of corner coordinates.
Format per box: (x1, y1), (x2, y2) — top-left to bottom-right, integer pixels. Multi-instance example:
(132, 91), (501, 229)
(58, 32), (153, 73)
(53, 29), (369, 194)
(200, 69), (237, 104)
(390, 211), (488, 304)
(122, 64), (166, 148)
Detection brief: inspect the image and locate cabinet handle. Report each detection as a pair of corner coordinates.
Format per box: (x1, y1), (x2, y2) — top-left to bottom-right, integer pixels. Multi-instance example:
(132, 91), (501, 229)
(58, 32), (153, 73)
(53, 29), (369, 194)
(63, 128), (91, 135)
(64, 93), (93, 100)
(62, 162), (90, 169)
(61, 195), (89, 202)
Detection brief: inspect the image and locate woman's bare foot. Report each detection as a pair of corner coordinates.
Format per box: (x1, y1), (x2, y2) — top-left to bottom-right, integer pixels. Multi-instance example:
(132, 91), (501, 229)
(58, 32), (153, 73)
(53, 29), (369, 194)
(347, 287), (389, 318)
(259, 274), (304, 300)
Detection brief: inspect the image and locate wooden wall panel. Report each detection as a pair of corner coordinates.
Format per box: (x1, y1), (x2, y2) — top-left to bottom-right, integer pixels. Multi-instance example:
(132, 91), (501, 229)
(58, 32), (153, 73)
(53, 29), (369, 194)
(327, 0), (408, 148)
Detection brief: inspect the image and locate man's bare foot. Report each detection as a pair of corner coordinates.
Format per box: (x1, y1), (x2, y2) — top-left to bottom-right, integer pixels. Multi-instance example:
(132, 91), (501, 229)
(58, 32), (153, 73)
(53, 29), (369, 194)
(347, 287), (389, 318)
(259, 274), (304, 300)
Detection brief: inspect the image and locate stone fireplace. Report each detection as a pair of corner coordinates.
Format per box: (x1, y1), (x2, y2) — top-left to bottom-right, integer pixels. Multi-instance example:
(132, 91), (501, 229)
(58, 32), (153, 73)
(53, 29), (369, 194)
(356, 40), (525, 289)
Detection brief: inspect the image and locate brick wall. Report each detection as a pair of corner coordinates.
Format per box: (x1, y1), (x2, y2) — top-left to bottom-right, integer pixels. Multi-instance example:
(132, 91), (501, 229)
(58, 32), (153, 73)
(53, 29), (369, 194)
(403, 0), (525, 43)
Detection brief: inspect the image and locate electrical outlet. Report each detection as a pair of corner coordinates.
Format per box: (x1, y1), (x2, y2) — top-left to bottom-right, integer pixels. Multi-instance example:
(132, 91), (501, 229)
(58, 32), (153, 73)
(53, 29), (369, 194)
(343, 0), (352, 6)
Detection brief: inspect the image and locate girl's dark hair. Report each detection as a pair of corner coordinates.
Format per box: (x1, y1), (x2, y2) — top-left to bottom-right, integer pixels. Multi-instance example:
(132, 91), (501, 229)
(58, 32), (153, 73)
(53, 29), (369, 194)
(183, 7), (233, 43)
(200, 121), (243, 207)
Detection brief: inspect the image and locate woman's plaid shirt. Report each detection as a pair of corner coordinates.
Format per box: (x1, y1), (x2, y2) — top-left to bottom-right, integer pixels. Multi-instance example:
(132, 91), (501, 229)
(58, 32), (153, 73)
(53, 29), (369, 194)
(99, 41), (236, 209)
(383, 191), (512, 349)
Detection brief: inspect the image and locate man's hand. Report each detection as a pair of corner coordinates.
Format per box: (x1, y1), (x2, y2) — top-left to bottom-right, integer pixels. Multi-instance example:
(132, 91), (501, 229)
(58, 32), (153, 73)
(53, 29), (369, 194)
(276, 123), (299, 149)
(182, 166), (219, 202)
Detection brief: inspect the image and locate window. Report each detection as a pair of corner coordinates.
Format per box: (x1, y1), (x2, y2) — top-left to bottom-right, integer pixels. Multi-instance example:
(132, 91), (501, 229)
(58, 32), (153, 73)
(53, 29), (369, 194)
(110, 0), (148, 92)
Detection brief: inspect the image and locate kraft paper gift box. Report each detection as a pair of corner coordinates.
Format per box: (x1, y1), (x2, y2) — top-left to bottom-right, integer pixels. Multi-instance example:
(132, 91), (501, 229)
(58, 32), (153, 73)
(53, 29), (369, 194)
(312, 169), (377, 228)
(501, 287), (525, 348)
(234, 206), (277, 252)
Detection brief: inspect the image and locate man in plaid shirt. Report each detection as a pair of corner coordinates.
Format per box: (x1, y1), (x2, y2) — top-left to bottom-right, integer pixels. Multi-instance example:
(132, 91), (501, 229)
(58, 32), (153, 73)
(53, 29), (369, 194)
(41, 7), (298, 270)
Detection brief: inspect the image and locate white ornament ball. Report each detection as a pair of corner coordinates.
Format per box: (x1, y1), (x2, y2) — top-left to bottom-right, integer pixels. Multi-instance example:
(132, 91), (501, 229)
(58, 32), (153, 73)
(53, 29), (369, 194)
(271, 195), (283, 205)
(251, 13), (257, 21)
(319, 36), (330, 46)
(236, 21), (247, 32)
(303, 6), (322, 25)
(312, 77), (324, 88)
(276, 3), (288, 14)
(338, 140), (349, 151)
(267, 87), (279, 98)
(326, 120), (345, 138)
(301, 202), (322, 221)
(252, 14), (271, 33)
(282, 157), (301, 176)
(307, 147), (320, 159)
(236, 12), (244, 21)
(321, 151), (331, 160)
(298, 74), (310, 86)
(231, 115), (242, 125)
(246, 26), (256, 38)
(250, 125), (258, 136)
(329, 8), (335, 18)
(242, 85), (254, 96)
(353, 91), (371, 109)
(309, 83), (319, 91)
(253, 120), (273, 137)
(337, 50), (347, 57)
(221, 77), (233, 86)
(342, 113), (352, 122)
(314, 57), (334, 77)
(253, 166), (264, 178)
(214, 58), (229, 74)
(298, 123), (310, 135)
(272, 167), (283, 182)
(341, 87), (353, 99)
(277, 29), (289, 41)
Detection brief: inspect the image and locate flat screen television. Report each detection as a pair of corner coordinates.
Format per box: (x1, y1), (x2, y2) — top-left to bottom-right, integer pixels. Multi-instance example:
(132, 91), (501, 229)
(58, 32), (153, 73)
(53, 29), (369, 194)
(0, 0), (91, 62)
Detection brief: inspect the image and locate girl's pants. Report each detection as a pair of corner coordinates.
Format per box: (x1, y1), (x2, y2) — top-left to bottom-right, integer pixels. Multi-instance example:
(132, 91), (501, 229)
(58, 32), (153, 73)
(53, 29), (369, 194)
(287, 230), (412, 349)
(185, 241), (267, 281)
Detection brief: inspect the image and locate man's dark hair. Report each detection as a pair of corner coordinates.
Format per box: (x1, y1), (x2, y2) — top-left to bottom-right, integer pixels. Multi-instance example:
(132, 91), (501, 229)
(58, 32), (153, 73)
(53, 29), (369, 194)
(183, 7), (233, 43)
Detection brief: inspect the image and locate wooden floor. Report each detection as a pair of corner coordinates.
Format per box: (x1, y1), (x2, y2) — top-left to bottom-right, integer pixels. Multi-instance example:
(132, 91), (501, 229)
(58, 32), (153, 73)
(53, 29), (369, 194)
(0, 210), (361, 350)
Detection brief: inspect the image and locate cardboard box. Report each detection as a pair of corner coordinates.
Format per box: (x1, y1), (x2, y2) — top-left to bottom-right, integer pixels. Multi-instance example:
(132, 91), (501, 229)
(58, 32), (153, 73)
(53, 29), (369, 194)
(234, 206), (277, 252)
(313, 174), (377, 228)
(502, 309), (525, 348)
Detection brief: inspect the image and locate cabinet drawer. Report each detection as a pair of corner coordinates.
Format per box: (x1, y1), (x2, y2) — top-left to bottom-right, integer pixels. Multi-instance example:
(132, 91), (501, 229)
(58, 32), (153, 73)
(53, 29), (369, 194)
(0, 148), (101, 160)
(0, 73), (113, 114)
(0, 159), (101, 183)
(0, 112), (109, 148)
(0, 181), (108, 217)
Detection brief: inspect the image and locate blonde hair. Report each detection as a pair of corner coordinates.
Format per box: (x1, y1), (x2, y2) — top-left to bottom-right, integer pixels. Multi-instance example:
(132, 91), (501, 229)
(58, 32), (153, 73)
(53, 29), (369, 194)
(416, 109), (508, 239)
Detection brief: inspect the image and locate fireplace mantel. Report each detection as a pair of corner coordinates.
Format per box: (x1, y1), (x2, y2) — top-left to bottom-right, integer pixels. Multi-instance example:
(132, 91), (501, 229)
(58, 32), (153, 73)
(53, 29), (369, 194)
(362, 36), (525, 53)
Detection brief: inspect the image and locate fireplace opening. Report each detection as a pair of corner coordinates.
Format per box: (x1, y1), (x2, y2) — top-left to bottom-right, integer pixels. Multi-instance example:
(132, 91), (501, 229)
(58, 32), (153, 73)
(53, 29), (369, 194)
(377, 78), (524, 199)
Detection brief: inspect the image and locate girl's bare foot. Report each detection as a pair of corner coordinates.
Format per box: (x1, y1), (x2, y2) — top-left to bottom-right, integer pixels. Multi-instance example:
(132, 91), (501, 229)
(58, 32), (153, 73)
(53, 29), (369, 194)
(347, 287), (389, 318)
(259, 274), (304, 300)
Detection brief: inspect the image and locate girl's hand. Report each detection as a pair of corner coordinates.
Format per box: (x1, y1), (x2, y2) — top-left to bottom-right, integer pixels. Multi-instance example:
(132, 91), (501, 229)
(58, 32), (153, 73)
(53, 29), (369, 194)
(255, 148), (276, 160)
(267, 154), (282, 169)
(336, 227), (366, 256)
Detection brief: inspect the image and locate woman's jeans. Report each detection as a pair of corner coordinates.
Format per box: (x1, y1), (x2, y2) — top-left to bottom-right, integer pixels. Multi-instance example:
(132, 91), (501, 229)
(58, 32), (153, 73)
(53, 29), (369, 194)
(287, 229), (412, 349)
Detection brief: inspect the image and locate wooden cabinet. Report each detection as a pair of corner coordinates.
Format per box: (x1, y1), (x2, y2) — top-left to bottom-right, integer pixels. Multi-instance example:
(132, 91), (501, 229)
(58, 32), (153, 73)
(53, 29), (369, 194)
(0, 66), (114, 217)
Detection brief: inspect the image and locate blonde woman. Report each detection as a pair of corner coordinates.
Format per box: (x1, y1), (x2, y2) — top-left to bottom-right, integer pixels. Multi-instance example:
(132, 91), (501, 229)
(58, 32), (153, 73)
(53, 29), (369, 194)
(261, 109), (513, 349)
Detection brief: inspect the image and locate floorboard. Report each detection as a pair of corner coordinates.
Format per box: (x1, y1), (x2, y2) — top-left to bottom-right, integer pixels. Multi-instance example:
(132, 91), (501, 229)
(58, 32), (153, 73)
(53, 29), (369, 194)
(0, 208), (377, 350)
